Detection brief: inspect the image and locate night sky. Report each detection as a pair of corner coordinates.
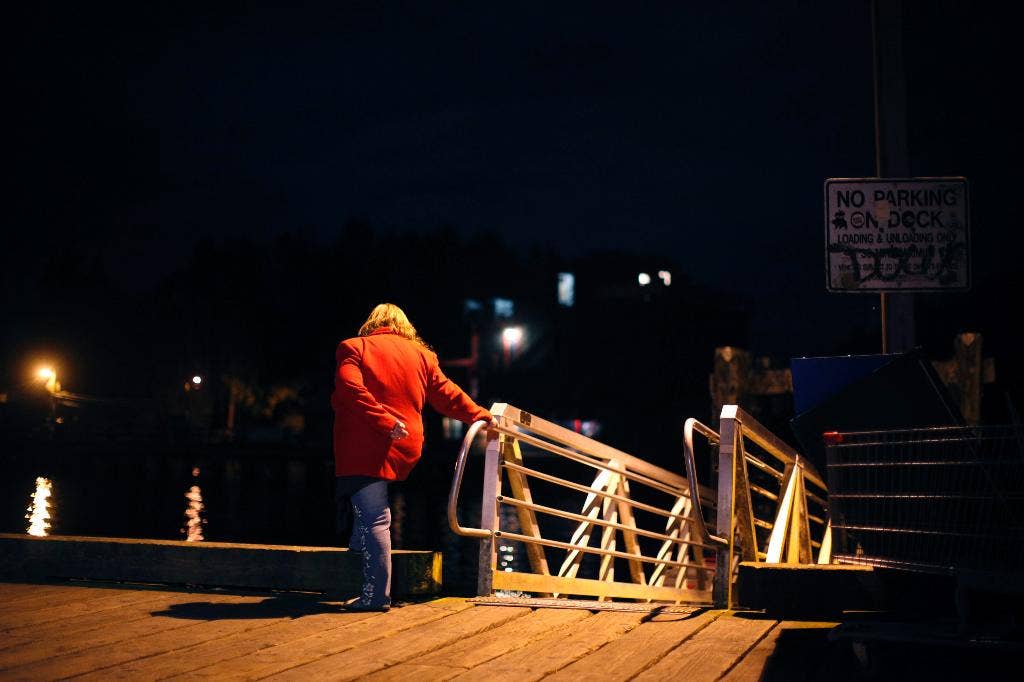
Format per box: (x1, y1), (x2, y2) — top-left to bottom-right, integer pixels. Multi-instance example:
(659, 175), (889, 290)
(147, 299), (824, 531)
(6, 2), (1023, 403)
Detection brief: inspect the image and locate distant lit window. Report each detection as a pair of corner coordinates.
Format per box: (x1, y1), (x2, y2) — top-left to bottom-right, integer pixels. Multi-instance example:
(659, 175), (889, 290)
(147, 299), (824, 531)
(557, 272), (575, 307)
(464, 299), (482, 312)
(638, 272), (651, 286)
(493, 298), (514, 318)
(658, 270), (672, 286)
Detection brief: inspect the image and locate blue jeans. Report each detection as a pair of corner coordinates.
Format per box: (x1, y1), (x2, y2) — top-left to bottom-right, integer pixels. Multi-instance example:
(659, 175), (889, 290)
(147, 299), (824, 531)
(343, 479), (391, 607)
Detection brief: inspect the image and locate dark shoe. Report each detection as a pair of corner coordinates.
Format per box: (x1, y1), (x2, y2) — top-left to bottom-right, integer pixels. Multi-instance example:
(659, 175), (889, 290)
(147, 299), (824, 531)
(342, 600), (390, 612)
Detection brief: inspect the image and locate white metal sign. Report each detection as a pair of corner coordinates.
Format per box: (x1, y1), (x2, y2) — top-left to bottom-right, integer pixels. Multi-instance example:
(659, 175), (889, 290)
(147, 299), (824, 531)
(825, 177), (970, 292)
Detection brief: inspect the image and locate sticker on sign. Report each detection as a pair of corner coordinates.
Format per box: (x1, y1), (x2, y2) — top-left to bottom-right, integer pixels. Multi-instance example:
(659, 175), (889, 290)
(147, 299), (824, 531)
(824, 177), (970, 292)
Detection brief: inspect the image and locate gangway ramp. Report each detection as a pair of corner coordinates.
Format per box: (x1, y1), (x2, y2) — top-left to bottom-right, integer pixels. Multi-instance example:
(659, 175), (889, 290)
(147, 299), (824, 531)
(450, 403), (723, 606)
(451, 403), (836, 612)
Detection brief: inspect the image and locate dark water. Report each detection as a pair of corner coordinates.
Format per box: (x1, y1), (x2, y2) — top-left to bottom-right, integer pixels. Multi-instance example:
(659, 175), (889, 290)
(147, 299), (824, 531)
(1, 439), (505, 594)
(3, 437), (698, 595)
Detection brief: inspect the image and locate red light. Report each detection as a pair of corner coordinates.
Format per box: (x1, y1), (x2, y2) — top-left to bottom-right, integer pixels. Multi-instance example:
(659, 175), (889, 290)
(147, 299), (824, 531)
(822, 431), (844, 445)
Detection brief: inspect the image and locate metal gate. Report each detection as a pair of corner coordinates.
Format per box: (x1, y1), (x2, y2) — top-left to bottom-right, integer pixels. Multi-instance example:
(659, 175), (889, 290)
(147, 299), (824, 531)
(449, 403), (831, 608)
(449, 403), (720, 605)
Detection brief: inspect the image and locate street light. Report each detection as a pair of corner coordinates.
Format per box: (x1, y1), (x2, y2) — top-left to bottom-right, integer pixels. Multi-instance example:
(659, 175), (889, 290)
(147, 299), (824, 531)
(36, 366), (59, 394)
(502, 327), (523, 346)
(501, 326), (524, 367)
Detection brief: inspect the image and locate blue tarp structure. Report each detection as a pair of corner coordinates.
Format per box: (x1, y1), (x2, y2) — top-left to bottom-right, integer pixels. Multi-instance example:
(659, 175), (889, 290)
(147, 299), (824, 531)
(788, 349), (964, 472)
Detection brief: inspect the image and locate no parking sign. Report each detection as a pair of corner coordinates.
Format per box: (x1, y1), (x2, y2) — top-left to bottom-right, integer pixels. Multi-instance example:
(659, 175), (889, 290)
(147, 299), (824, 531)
(824, 177), (970, 292)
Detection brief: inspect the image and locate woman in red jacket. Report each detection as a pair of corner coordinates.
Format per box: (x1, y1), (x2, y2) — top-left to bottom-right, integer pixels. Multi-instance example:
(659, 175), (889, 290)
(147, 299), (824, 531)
(332, 303), (493, 611)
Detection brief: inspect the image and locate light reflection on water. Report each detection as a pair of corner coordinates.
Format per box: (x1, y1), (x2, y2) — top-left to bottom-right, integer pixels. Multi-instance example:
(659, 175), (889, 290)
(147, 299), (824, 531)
(494, 505), (530, 597)
(6, 450), (553, 593)
(182, 466), (206, 541)
(26, 477), (53, 536)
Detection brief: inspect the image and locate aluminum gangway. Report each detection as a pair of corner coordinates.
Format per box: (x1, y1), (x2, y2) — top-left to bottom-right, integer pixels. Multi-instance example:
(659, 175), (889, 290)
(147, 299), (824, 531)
(449, 403), (830, 609)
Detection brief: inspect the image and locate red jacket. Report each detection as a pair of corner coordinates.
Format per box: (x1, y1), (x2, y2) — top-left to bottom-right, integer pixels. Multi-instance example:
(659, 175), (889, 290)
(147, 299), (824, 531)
(331, 327), (491, 480)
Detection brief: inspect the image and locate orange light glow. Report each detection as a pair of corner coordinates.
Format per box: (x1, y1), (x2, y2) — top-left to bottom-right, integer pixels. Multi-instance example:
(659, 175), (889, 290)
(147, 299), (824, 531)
(35, 365), (59, 393)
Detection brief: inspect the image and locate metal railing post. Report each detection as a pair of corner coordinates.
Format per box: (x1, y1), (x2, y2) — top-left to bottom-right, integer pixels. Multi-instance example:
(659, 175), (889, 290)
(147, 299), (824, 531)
(476, 429), (502, 597)
(714, 405), (739, 608)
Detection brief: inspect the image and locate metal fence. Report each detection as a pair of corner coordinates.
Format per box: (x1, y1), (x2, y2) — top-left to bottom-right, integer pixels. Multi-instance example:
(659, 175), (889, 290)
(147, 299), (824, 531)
(826, 425), (1024, 575)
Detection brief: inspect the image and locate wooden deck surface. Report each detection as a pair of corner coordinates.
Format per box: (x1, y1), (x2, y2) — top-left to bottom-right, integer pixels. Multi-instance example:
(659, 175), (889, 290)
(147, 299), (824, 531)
(0, 580), (856, 680)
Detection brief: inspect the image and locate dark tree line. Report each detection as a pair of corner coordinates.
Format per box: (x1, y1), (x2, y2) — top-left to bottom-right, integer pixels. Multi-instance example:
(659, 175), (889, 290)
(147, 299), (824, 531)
(2, 220), (758, 468)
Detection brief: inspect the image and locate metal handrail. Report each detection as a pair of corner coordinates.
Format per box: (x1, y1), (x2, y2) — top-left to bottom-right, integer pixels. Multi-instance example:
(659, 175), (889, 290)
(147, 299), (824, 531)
(713, 405), (833, 607)
(749, 484), (780, 501)
(497, 495), (722, 552)
(497, 422), (714, 505)
(450, 404), (722, 604)
(448, 419), (491, 539)
(490, 403), (697, 494)
(725, 405), (827, 490)
(683, 418), (728, 547)
(493, 530), (712, 572)
(450, 418), (714, 536)
(745, 454), (785, 480)
(452, 414), (725, 541)
(806, 491), (828, 508)
(501, 460), (690, 523)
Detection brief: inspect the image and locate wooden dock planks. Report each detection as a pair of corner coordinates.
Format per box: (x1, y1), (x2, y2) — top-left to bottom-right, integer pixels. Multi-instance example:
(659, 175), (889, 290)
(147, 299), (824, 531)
(0, 584), (179, 632)
(268, 605), (533, 680)
(163, 599), (475, 680)
(366, 607), (590, 680)
(1, 581), (846, 680)
(546, 608), (722, 681)
(453, 610), (647, 681)
(633, 612), (777, 681)
(2, 593), (282, 677)
(77, 601), (378, 679)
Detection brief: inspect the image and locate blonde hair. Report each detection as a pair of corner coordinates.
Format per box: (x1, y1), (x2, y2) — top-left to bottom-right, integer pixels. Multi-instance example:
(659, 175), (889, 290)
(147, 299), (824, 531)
(358, 303), (429, 347)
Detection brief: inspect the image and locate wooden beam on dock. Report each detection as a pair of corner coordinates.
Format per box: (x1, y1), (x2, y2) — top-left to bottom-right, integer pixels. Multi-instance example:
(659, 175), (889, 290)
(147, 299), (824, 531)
(0, 534), (440, 596)
(737, 562), (881, 618)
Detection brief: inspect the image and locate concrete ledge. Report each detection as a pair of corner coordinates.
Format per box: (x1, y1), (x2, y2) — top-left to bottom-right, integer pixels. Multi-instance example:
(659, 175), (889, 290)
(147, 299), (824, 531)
(0, 533), (441, 596)
(738, 562), (882, 618)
